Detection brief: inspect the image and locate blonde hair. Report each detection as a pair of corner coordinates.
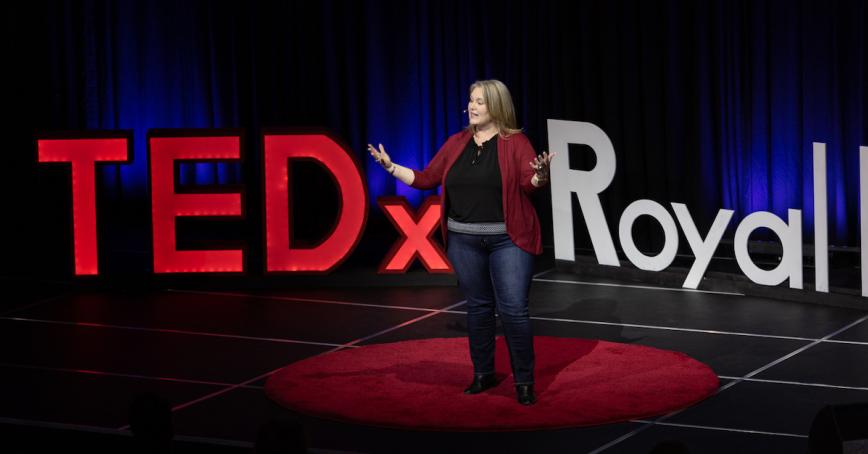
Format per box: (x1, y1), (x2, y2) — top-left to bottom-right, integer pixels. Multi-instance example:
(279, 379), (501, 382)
(467, 79), (522, 137)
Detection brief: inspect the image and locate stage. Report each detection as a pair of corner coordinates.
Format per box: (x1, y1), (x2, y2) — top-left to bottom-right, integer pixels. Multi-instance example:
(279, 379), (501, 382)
(8, 1), (868, 452)
(4, 251), (867, 453)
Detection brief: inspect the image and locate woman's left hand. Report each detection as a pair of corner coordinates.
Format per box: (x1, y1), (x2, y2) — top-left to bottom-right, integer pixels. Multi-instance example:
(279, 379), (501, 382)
(530, 151), (556, 180)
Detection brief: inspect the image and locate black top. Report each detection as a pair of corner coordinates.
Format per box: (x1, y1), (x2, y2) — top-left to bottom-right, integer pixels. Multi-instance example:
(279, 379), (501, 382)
(444, 135), (504, 222)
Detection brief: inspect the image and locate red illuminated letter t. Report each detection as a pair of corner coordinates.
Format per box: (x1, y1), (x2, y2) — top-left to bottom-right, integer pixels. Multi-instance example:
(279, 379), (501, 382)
(37, 135), (130, 275)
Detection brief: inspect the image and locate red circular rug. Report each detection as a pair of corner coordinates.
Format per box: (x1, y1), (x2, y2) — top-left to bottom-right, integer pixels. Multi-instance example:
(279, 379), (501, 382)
(265, 336), (718, 431)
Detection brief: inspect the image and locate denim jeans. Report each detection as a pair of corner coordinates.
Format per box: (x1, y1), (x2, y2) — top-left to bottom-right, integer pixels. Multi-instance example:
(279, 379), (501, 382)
(446, 231), (535, 385)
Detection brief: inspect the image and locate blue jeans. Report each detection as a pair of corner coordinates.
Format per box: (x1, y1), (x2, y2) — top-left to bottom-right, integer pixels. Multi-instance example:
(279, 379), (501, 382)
(446, 231), (535, 385)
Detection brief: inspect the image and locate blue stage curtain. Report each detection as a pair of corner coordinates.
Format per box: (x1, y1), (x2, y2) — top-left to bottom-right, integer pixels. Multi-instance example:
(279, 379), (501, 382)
(21, 0), (868, 248)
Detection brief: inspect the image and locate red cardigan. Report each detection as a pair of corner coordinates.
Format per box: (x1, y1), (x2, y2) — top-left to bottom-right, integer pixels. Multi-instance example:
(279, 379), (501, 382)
(411, 129), (544, 255)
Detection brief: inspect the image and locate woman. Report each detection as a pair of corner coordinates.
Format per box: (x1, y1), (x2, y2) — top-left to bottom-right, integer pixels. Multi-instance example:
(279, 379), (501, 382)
(368, 79), (554, 406)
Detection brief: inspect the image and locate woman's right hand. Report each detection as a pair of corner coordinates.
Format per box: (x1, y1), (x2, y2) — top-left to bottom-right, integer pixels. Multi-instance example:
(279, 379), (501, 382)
(368, 143), (393, 172)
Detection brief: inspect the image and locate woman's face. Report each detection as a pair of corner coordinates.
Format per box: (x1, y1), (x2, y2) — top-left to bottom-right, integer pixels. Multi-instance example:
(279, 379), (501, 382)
(468, 87), (493, 129)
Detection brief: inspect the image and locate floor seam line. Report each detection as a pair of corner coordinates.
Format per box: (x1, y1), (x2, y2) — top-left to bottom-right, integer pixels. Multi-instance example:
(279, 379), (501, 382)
(115, 299), (468, 430)
(0, 316), (355, 348)
(630, 419), (807, 438)
(716, 375), (868, 392)
(588, 314), (868, 453)
(0, 362), (264, 389)
(533, 277), (745, 296)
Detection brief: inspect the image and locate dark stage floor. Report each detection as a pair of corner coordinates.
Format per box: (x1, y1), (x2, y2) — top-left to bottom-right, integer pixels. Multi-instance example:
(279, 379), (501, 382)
(3, 262), (868, 453)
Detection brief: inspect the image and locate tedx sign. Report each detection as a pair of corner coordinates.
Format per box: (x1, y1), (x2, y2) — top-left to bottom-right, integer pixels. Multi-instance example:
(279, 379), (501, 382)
(38, 131), (449, 276)
(41, 121), (868, 299)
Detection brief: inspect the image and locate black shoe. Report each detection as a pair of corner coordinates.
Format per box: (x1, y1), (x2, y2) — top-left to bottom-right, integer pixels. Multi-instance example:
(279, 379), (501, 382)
(463, 374), (497, 394)
(516, 384), (536, 405)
